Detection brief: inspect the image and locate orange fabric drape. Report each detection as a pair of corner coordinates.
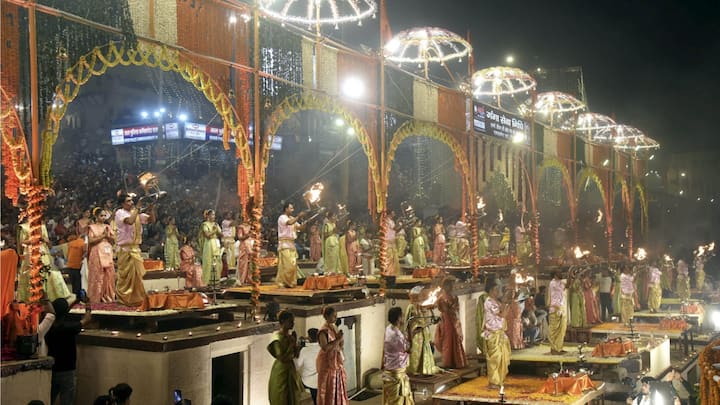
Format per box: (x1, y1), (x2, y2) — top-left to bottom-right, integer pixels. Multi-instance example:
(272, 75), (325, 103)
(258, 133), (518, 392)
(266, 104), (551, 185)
(1, 249), (19, 319)
(140, 292), (205, 311)
(538, 374), (595, 396)
(591, 340), (635, 357)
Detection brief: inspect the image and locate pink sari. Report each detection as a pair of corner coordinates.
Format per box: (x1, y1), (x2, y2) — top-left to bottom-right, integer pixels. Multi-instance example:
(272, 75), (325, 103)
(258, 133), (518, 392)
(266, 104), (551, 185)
(180, 245), (204, 288)
(236, 223), (253, 285)
(345, 229), (360, 275)
(316, 323), (348, 405)
(87, 223), (116, 303)
(506, 301), (524, 349)
(309, 224), (322, 262)
(583, 278), (601, 324)
(434, 291), (467, 369)
(433, 223), (446, 264)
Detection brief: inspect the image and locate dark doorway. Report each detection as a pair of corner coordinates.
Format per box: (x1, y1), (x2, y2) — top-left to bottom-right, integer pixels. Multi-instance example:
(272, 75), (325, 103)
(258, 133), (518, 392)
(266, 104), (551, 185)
(212, 352), (243, 404)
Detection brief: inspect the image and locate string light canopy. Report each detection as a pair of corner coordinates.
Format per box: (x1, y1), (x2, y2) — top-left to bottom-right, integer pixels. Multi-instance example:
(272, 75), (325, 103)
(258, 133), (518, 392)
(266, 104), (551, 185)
(562, 112), (617, 143)
(384, 27), (472, 79)
(522, 91), (586, 128)
(471, 66), (536, 110)
(612, 125), (660, 152)
(258, 0), (377, 28)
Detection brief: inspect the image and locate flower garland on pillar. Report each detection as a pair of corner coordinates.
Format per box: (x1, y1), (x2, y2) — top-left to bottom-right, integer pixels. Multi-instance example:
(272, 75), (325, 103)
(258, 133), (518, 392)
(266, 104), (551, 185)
(249, 201), (263, 320)
(377, 210), (388, 297)
(21, 186), (48, 310)
(469, 215), (479, 280)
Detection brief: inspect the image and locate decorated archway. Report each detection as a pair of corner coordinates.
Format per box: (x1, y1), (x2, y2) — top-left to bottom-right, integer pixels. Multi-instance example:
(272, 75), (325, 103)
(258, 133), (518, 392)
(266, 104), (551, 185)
(384, 120), (473, 214)
(262, 92), (383, 211)
(1, 87), (46, 307)
(39, 41), (252, 194)
(537, 157), (577, 251)
(576, 167), (611, 256)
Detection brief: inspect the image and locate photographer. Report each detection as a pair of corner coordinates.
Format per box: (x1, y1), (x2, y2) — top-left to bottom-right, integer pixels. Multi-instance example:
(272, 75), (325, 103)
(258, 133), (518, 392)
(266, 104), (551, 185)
(294, 328), (320, 404)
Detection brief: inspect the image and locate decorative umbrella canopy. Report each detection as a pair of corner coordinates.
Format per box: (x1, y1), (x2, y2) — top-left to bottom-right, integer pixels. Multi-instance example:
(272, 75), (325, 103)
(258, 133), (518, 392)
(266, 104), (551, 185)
(612, 125), (659, 152)
(258, 0), (377, 27)
(523, 91), (586, 128)
(384, 27), (472, 79)
(562, 112), (617, 142)
(471, 66), (536, 110)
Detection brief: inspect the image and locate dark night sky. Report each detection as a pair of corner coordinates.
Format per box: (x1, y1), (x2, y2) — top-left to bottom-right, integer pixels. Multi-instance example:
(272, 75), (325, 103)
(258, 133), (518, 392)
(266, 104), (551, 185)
(384, 0), (720, 153)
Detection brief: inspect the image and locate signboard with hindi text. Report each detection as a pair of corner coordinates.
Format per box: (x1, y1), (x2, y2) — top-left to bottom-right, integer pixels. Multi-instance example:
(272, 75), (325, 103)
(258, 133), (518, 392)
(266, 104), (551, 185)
(110, 125), (159, 145)
(184, 122), (207, 141)
(473, 103), (531, 145)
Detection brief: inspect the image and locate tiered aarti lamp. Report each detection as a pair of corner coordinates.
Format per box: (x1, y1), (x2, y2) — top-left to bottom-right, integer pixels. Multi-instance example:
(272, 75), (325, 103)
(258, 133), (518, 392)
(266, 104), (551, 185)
(471, 66), (536, 109)
(384, 27), (472, 80)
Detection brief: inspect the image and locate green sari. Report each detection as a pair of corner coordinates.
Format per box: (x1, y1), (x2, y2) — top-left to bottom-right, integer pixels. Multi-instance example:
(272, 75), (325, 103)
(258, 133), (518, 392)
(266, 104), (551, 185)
(406, 303), (439, 375)
(569, 278), (586, 328)
(267, 331), (303, 405)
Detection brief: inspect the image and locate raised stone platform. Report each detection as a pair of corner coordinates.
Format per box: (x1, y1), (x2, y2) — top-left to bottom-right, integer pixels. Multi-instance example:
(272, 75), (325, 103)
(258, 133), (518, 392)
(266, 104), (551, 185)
(224, 284), (366, 304)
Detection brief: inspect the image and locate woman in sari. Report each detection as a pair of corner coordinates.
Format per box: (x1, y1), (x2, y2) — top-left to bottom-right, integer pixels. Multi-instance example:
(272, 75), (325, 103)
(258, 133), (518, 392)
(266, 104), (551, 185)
(434, 278), (467, 369)
(267, 310), (303, 405)
(432, 216), (446, 265)
(164, 216), (180, 270)
(235, 219), (253, 285)
(345, 221), (360, 275)
(309, 223), (322, 262)
(317, 307), (348, 405)
(411, 219), (427, 268)
(180, 236), (204, 288)
(338, 221), (349, 275)
(406, 287), (439, 375)
(582, 273), (601, 324)
(200, 210), (222, 285)
(87, 208), (116, 304)
(75, 208), (91, 237)
(569, 276), (586, 328)
(322, 212), (340, 273)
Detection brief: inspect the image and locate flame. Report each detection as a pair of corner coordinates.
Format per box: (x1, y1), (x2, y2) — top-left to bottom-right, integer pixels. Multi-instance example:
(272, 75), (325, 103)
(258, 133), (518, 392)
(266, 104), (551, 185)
(498, 209), (504, 223)
(709, 242), (715, 251)
(696, 245), (705, 257)
(476, 196), (486, 210)
(420, 287), (442, 307)
(304, 182), (324, 204)
(574, 246), (590, 259)
(663, 254), (673, 262)
(634, 248), (647, 261)
(596, 209), (603, 223)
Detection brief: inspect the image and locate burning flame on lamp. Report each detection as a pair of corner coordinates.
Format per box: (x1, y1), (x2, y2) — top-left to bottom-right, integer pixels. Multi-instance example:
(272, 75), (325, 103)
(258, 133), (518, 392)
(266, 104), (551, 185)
(634, 248), (647, 261)
(498, 209), (504, 223)
(596, 209), (603, 223)
(514, 272), (535, 285)
(573, 246), (590, 259)
(420, 287), (442, 308)
(663, 254), (673, 262)
(303, 182), (324, 206)
(476, 196), (486, 210)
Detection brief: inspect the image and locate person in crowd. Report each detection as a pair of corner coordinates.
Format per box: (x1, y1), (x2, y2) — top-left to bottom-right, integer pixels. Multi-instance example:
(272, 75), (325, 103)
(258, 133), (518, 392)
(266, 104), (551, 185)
(506, 287), (525, 350)
(569, 272), (586, 328)
(37, 292), (56, 357)
(309, 222), (322, 262)
(75, 208), (91, 237)
(525, 296), (547, 342)
(316, 307), (348, 405)
(17, 220), (71, 302)
(548, 271), (570, 355)
(597, 268), (614, 321)
(405, 287), (439, 375)
(180, 236), (204, 288)
(535, 285), (547, 309)
(455, 217), (470, 264)
(411, 218), (427, 268)
(522, 305), (540, 345)
(582, 273), (601, 325)
(46, 297), (92, 405)
(383, 307), (415, 405)
(199, 209), (222, 285)
(338, 220), (349, 275)
(294, 328), (321, 404)
(434, 278), (467, 369)
(164, 216), (180, 270)
(676, 259), (690, 301)
(59, 234), (85, 296)
(322, 211), (340, 273)
(87, 208), (115, 304)
(267, 310), (303, 405)
(647, 261), (663, 313)
(92, 383), (133, 405)
(483, 279), (511, 390)
(620, 265), (637, 325)
(344, 221), (360, 275)
(115, 192), (155, 306)
(627, 376), (681, 405)
(432, 216), (446, 265)
(396, 222), (408, 261)
(276, 202), (305, 288)
(221, 211), (237, 276)
(663, 367), (693, 405)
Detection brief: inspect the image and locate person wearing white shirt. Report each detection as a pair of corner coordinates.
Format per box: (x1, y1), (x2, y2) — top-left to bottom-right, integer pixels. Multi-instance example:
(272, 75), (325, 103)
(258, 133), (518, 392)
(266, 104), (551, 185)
(294, 328), (320, 404)
(38, 294), (56, 357)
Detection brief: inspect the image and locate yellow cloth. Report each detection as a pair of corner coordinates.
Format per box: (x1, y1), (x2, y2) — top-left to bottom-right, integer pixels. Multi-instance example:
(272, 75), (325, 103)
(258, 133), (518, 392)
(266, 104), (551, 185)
(382, 368), (414, 405)
(696, 269), (705, 290)
(116, 246), (147, 306)
(385, 244), (399, 275)
(548, 311), (567, 353)
(620, 295), (634, 324)
(648, 284), (662, 312)
(485, 329), (511, 387)
(277, 242), (299, 288)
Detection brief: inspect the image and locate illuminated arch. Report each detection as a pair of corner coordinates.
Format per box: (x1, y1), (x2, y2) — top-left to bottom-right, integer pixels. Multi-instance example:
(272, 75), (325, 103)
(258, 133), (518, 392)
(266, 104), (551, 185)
(635, 182), (648, 236)
(537, 156), (577, 227)
(576, 167), (607, 211)
(262, 92), (383, 210)
(385, 120), (472, 212)
(40, 41), (251, 188)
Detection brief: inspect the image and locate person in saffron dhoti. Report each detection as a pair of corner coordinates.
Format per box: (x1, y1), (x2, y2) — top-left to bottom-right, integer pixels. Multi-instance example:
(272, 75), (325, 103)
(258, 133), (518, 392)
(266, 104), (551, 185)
(434, 278), (467, 369)
(164, 216), (180, 270)
(483, 279), (511, 390)
(647, 261), (662, 313)
(114, 192), (155, 306)
(87, 208), (116, 304)
(548, 271), (569, 355)
(180, 236), (204, 288)
(411, 219), (427, 268)
(267, 310), (303, 405)
(405, 287), (440, 375)
(199, 210), (222, 285)
(432, 216), (446, 265)
(322, 211), (340, 273)
(316, 307), (348, 405)
(383, 307), (415, 405)
(619, 265), (636, 325)
(277, 202), (306, 288)
(676, 259), (690, 301)
(309, 223), (322, 262)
